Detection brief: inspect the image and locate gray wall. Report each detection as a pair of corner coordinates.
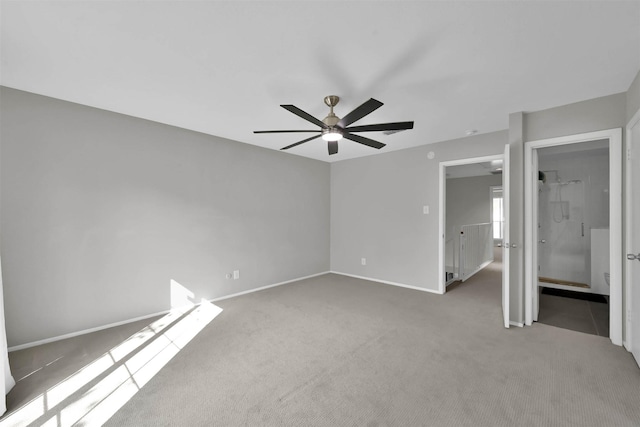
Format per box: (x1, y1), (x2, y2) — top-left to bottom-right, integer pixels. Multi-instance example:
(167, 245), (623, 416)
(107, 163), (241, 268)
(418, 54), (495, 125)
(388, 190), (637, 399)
(508, 112), (524, 324)
(330, 131), (507, 291)
(446, 175), (502, 230)
(524, 92), (626, 142)
(627, 70), (640, 124)
(0, 87), (330, 347)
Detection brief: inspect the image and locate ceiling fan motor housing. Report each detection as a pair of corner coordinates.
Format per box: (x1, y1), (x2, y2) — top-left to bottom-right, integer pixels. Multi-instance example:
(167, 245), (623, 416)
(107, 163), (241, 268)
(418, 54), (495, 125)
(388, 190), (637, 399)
(322, 114), (340, 127)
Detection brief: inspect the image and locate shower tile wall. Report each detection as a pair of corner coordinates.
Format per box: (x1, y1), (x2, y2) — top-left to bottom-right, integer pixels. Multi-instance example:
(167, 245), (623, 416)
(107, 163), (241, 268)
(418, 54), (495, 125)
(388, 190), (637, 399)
(538, 146), (609, 294)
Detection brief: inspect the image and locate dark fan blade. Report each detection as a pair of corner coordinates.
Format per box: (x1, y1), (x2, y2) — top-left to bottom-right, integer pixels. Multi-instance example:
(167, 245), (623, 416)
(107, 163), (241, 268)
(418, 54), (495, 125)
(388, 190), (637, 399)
(337, 98), (383, 128)
(343, 132), (386, 150)
(280, 134), (322, 151)
(254, 130), (321, 134)
(345, 121), (414, 133)
(281, 105), (327, 128)
(328, 140), (338, 155)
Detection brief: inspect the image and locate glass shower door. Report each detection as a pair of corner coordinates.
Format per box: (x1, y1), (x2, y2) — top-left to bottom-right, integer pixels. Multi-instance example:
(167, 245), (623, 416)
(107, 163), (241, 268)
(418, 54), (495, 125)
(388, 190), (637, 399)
(538, 179), (588, 288)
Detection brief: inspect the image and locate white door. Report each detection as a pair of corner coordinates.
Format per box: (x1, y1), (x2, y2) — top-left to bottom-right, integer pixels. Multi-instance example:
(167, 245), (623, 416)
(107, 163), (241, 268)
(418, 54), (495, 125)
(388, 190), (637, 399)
(532, 149), (540, 322)
(629, 117), (640, 366)
(502, 144), (510, 328)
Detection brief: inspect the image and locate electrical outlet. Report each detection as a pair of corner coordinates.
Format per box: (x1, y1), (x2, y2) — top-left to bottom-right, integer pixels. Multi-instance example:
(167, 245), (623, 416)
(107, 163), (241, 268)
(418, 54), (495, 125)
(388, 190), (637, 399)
(361, 258), (366, 266)
(233, 270), (240, 280)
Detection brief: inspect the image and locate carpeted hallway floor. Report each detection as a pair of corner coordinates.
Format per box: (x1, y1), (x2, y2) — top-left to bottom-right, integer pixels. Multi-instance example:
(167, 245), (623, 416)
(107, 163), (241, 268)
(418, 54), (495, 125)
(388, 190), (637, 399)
(3, 257), (640, 426)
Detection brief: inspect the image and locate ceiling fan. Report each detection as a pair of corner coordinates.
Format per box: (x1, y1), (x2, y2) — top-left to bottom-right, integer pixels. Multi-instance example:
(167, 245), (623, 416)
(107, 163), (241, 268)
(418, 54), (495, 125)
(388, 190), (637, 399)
(254, 96), (414, 155)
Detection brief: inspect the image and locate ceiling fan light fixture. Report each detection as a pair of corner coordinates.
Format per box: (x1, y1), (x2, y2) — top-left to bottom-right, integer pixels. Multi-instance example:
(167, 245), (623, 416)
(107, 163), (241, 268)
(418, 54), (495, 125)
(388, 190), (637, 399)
(254, 95), (413, 155)
(322, 128), (343, 141)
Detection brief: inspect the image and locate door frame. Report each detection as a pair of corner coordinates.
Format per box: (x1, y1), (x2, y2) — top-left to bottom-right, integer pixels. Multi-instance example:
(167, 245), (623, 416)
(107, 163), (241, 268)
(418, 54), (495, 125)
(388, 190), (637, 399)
(625, 109), (640, 353)
(524, 128), (623, 345)
(438, 153), (505, 290)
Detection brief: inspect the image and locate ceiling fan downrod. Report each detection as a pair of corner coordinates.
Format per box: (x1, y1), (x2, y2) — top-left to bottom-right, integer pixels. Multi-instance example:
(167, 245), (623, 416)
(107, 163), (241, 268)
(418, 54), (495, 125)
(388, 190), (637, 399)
(322, 95), (340, 127)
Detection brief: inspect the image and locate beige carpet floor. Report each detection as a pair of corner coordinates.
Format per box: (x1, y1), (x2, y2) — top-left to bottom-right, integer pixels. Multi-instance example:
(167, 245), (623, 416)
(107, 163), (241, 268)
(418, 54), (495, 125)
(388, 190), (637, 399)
(4, 258), (640, 426)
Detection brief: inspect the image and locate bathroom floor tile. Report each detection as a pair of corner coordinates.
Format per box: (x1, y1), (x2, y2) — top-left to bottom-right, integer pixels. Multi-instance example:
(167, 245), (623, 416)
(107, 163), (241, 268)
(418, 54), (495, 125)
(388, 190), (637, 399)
(537, 294), (609, 337)
(590, 301), (610, 336)
(538, 312), (599, 335)
(589, 300), (609, 315)
(539, 294), (590, 316)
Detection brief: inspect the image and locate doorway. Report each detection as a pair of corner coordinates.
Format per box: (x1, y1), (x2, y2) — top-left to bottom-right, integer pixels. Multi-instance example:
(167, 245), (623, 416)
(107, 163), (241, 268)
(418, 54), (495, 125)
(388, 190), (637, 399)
(535, 140), (610, 336)
(524, 128), (623, 345)
(439, 149), (510, 328)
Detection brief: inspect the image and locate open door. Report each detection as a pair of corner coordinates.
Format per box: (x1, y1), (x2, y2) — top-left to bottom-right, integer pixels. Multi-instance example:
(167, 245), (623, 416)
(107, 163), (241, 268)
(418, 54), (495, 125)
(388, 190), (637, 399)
(629, 115), (640, 366)
(531, 149), (540, 322)
(502, 144), (510, 328)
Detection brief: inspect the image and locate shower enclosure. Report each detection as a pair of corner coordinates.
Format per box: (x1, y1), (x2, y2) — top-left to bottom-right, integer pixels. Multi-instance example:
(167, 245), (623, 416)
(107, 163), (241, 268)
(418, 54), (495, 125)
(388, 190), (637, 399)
(536, 142), (611, 295)
(538, 172), (589, 288)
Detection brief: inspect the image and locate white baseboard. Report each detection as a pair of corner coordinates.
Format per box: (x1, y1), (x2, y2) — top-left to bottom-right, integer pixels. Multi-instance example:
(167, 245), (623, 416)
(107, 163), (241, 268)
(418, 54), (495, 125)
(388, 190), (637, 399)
(209, 271), (330, 303)
(8, 309), (171, 352)
(9, 271), (331, 352)
(330, 271), (443, 295)
(509, 321), (524, 327)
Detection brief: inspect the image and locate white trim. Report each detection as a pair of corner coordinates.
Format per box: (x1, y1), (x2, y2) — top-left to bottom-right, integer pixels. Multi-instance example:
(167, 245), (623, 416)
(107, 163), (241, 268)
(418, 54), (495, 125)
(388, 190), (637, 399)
(610, 129), (623, 346)
(509, 321), (524, 328)
(502, 143), (511, 329)
(9, 309), (170, 352)
(439, 162), (446, 295)
(439, 154), (504, 168)
(625, 108), (640, 354)
(525, 128), (620, 147)
(524, 144), (536, 325)
(330, 271), (443, 294)
(8, 271), (330, 352)
(523, 128), (623, 346)
(209, 271), (329, 302)
(439, 153), (504, 296)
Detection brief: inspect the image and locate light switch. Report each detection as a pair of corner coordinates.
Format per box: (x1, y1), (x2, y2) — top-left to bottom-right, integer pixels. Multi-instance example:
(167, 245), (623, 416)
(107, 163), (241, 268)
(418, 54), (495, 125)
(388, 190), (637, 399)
(423, 205), (429, 214)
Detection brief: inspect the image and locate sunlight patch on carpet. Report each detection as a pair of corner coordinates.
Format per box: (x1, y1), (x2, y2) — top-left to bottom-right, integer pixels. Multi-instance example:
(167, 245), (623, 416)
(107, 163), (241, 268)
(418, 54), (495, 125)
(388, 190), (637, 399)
(2, 286), (221, 427)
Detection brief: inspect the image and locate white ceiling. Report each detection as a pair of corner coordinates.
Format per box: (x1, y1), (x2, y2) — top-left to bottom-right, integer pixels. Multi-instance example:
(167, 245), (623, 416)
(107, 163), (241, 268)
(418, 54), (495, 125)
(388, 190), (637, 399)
(1, 1), (639, 163)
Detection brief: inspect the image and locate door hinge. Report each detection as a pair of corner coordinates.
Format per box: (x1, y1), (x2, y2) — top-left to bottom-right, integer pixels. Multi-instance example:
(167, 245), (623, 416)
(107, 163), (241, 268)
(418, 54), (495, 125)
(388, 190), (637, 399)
(628, 148), (633, 161)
